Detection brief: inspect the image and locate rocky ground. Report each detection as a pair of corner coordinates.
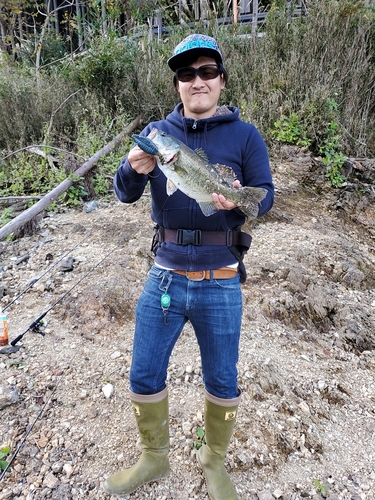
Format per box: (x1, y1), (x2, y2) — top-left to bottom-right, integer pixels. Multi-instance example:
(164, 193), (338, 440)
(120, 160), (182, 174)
(0, 147), (374, 500)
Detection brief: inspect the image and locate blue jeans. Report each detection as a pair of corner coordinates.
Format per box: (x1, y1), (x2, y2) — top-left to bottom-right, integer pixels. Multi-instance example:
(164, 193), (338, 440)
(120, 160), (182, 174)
(129, 265), (242, 399)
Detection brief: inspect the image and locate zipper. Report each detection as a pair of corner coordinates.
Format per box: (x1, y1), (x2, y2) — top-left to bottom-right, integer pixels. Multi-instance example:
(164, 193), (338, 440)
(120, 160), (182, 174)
(192, 120), (198, 129)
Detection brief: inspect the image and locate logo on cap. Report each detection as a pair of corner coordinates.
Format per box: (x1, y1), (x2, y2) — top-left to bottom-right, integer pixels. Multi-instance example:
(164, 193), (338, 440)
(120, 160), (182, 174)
(175, 38), (218, 55)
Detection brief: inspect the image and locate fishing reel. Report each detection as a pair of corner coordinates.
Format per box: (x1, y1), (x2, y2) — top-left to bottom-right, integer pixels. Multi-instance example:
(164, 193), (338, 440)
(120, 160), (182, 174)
(30, 319), (45, 337)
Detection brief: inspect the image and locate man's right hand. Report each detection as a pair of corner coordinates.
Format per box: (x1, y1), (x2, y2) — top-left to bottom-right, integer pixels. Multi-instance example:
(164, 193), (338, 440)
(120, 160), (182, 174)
(128, 146), (156, 175)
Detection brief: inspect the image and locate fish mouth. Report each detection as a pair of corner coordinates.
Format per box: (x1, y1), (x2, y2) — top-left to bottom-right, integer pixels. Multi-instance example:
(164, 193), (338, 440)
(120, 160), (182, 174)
(159, 149), (177, 164)
(166, 154), (177, 164)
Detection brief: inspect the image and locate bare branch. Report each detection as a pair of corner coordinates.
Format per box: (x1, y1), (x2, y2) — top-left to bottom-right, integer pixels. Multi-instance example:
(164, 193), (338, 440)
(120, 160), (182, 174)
(0, 114), (143, 241)
(1, 146), (86, 163)
(44, 89), (82, 144)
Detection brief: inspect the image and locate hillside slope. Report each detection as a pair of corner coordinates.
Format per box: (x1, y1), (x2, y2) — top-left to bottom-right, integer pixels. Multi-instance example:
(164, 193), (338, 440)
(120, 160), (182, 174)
(0, 148), (374, 500)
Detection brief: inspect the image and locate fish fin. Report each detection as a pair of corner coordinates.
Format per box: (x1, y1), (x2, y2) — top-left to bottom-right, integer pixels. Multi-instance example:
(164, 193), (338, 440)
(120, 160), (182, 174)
(194, 148), (209, 163)
(212, 163), (237, 185)
(198, 202), (219, 217)
(166, 179), (178, 196)
(238, 187), (268, 219)
(242, 186), (268, 203)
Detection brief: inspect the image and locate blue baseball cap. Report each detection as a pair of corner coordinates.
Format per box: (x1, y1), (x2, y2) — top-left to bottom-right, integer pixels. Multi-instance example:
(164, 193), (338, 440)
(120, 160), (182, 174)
(168, 34), (223, 72)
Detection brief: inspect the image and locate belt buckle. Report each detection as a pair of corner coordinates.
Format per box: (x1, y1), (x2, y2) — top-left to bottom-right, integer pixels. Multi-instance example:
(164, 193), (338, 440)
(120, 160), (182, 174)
(177, 229), (202, 246)
(186, 270), (206, 281)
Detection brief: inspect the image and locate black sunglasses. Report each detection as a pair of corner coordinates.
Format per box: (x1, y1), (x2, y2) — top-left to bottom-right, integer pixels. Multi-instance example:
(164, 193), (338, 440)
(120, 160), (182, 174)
(175, 64), (221, 83)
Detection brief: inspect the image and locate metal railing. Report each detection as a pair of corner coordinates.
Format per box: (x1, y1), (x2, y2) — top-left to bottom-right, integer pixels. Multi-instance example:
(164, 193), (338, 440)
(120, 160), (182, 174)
(149, 0), (308, 39)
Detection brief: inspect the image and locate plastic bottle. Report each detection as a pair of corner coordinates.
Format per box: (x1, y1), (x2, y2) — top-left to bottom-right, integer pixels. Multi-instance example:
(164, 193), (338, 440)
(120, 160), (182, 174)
(0, 310), (9, 347)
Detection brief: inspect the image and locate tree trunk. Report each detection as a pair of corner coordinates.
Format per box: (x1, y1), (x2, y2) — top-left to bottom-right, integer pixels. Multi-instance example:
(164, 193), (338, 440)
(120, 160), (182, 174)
(75, 0), (83, 49)
(101, 0), (107, 34)
(53, 0), (59, 34)
(0, 114), (143, 241)
(35, 3), (51, 73)
(0, 4), (7, 51)
(252, 0), (258, 41)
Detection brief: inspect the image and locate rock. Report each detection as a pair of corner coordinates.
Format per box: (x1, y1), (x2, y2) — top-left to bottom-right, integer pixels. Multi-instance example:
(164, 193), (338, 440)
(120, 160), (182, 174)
(59, 257), (75, 272)
(0, 159), (374, 499)
(0, 384), (20, 409)
(102, 383), (114, 398)
(0, 345), (21, 355)
(257, 490), (273, 500)
(62, 462), (74, 478)
(43, 471), (59, 489)
(51, 462), (63, 473)
(51, 483), (72, 499)
(15, 253), (30, 266)
(0, 489), (13, 499)
(298, 401), (310, 414)
(83, 201), (98, 213)
(182, 421), (192, 436)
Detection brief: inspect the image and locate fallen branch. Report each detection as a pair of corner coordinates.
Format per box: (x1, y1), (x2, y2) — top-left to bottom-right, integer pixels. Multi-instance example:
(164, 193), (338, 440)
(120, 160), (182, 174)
(0, 196), (43, 205)
(1, 146), (86, 163)
(27, 147), (60, 170)
(0, 114), (143, 241)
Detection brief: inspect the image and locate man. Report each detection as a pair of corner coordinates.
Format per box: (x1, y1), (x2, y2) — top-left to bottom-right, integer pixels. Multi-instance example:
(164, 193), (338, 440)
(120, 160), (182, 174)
(103, 33), (274, 499)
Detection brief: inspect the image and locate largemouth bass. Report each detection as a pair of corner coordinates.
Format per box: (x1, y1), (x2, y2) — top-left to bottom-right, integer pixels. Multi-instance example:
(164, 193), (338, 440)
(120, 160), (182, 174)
(132, 128), (267, 218)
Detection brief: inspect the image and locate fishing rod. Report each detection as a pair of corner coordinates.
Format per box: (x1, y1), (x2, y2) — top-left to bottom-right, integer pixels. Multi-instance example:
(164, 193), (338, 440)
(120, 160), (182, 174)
(3, 232), (91, 312)
(10, 245), (118, 346)
(0, 246), (118, 481)
(0, 349), (79, 482)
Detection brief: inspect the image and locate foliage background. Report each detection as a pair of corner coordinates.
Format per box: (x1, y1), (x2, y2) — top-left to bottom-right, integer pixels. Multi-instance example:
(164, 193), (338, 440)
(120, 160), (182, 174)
(0, 0), (374, 205)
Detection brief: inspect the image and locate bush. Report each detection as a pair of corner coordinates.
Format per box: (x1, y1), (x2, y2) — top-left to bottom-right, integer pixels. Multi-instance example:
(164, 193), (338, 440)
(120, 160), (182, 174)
(247, 0), (375, 156)
(0, 0), (374, 198)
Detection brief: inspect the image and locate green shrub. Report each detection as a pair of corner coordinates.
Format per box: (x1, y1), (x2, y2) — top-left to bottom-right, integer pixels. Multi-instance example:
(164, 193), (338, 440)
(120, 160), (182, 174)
(272, 113), (311, 148)
(0, 0), (374, 202)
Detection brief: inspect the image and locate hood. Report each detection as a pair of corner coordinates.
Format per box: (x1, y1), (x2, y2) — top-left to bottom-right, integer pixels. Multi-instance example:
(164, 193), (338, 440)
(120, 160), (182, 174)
(165, 103), (240, 133)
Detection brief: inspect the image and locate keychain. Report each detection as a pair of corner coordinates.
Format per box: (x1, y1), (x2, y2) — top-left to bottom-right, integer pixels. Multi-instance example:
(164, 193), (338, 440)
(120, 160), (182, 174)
(161, 292), (171, 325)
(159, 274), (172, 325)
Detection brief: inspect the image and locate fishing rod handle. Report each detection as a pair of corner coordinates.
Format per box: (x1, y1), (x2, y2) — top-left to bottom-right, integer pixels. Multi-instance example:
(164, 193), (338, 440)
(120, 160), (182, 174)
(10, 333), (24, 346)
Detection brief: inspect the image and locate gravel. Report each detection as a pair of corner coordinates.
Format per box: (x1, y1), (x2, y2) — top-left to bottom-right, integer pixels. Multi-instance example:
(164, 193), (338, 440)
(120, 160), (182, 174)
(0, 149), (374, 500)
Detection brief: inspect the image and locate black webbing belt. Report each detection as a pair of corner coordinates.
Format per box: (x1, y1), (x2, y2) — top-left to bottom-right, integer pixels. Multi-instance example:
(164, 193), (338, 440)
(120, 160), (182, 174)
(152, 226), (252, 283)
(157, 227), (252, 248)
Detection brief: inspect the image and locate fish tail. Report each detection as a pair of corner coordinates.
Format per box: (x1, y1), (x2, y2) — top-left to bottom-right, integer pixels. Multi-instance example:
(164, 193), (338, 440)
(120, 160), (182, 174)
(240, 187), (268, 219)
(242, 186), (268, 203)
(132, 134), (159, 155)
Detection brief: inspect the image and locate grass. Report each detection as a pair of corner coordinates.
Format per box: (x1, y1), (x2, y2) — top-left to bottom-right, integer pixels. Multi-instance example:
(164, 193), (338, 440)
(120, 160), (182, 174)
(0, 0), (374, 204)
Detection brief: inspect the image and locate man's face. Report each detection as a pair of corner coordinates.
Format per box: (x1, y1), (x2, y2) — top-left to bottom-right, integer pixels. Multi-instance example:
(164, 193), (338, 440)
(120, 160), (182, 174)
(175, 56), (225, 119)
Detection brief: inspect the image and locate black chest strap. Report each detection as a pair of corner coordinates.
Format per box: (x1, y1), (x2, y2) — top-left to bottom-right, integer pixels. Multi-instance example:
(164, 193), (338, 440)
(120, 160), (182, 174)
(156, 227), (252, 248)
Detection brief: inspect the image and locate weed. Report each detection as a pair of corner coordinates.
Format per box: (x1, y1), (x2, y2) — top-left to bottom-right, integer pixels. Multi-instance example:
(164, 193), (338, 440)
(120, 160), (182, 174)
(0, 446), (10, 471)
(313, 478), (329, 497)
(0, 152), (64, 198)
(272, 113), (311, 148)
(62, 180), (88, 206)
(1, 0), (374, 200)
(193, 426), (206, 450)
(319, 119), (346, 188)
(0, 208), (13, 227)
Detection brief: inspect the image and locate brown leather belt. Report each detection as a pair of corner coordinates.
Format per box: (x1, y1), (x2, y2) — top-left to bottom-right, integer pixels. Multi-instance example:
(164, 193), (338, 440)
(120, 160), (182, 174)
(171, 267), (238, 281)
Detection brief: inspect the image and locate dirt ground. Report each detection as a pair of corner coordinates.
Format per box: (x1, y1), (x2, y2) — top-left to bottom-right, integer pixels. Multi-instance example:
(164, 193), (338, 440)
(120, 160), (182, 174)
(0, 147), (374, 500)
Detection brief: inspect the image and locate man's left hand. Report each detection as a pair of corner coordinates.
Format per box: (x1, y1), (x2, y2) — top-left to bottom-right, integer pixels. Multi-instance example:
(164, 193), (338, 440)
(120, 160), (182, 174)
(212, 180), (241, 211)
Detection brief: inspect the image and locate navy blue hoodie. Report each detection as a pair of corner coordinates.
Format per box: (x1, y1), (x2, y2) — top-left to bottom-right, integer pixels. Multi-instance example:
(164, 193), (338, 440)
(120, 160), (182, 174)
(114, 103), (274, 271)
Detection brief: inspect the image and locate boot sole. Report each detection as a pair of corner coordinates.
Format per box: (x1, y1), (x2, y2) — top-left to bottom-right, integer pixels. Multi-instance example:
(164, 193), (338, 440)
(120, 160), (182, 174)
(102, 468), (170, 496)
